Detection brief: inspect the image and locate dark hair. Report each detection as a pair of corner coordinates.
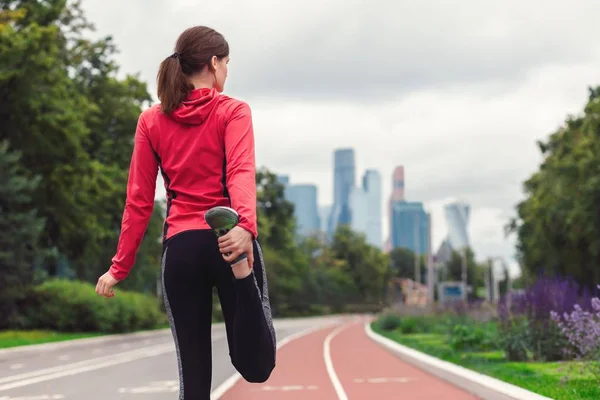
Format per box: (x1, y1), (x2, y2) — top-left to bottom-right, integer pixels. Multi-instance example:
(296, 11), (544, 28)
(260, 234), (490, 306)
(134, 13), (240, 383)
(157, 26), (229, 114)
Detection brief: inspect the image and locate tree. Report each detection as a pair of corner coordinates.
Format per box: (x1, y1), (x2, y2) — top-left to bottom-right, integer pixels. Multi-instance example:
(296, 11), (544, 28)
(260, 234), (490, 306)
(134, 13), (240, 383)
(255, 167), (296, 252)
(0, 0), (158, 286)
(389, 247), (426, 282)
(443, 248), (484, 295)
(507, 86), (600, 287)
(0, 141), (45, 328)
(330, 225), (389, 304)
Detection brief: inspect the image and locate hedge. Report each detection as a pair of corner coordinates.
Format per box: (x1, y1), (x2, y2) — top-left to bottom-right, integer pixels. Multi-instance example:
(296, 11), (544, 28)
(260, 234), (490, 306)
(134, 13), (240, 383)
(20, 279), (166, 333)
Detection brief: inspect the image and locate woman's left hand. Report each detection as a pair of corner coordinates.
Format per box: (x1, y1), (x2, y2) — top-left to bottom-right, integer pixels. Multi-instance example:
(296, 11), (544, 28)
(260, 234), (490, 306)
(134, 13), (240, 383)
(96, 271), (120, 298)
(218, 226), (254, 266)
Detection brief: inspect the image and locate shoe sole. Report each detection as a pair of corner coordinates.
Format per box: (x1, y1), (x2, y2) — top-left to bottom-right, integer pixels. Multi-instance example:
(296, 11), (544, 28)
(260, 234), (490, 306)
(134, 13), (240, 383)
(204, 206), (240, 238)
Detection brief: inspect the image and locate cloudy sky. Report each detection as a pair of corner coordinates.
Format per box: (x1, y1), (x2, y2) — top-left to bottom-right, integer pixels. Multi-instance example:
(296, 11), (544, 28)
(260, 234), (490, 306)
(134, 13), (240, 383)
(82, 0), (599, 275)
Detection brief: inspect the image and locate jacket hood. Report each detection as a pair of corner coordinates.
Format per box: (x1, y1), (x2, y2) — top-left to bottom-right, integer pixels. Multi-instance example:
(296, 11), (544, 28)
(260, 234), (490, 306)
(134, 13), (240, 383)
(170, 87), (220, 125)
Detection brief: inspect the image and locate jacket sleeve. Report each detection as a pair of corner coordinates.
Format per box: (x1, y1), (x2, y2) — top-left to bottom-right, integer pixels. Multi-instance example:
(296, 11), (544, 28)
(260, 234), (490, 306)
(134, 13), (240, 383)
(224, 102), (258, 239)
(109, 114), (158, 280)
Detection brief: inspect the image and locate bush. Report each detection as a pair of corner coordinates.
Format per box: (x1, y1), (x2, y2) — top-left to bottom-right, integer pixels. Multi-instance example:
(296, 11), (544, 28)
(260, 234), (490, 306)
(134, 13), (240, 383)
(378, 313), (402, 331)
(449, 322), (498, 351)
(21, 279), (166, 333)
(500, 315), (531, 361)
(498, 276), (594, 361)
(551, 286), (600, 383)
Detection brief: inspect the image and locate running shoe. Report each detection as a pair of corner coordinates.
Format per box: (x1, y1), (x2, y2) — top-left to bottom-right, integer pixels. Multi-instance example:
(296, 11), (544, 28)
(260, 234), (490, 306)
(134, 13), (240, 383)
(204, 206), (248, 264)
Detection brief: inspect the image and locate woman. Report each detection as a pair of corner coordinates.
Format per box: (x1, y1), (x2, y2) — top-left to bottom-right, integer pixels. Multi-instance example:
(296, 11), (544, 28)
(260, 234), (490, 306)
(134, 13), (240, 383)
(95, 26), (276, 399)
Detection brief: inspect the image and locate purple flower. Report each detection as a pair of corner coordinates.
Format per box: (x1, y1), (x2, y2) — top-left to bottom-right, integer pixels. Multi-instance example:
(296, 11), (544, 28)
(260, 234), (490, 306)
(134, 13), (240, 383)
(552, 286), (600, 383)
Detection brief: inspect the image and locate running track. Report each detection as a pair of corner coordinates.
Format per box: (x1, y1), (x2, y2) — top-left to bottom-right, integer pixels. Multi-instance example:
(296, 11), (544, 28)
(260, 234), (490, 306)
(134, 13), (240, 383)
(219, 317), (478, 399)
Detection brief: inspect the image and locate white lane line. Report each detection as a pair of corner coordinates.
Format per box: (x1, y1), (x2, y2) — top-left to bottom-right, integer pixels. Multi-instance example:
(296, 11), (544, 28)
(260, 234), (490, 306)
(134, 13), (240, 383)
(0, 344), (173, 391)
(0, 333), (225, 391)
(0, 395), (65, 399)
(323, 323), (351, 400)
(210, 319), (343, 400)
(8, 365), (24, 370)
(0, 344), (173, 385)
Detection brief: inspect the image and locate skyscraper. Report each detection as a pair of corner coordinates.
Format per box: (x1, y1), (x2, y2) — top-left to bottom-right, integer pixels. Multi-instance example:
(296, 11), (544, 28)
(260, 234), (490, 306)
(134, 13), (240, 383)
(390, 201), (429, 255)
(328, 148), (355, 234)
(385, 165), (406, 252)
(286, 184), (321, 237)
(351, 169), (382, 248)
(391, 166), (405, 202)
(435, 201), (470, 265)
(444, 201), (470, 250)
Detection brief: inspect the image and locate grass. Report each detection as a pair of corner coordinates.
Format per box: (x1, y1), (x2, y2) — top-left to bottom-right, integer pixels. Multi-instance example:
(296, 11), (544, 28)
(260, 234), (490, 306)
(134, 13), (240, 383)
(0, 324), (172, 350)
(0, 330), (104, 349)
(372, 324), (600, 400)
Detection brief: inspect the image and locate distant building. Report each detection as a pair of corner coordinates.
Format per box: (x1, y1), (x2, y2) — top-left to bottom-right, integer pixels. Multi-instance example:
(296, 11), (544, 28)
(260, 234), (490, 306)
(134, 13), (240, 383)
(286, 184), (321, 237)
(276, 175), (290, 186)
(390, 201), (429, 256)
(278, 175), (320, 237)
(385, 165), (406, 251)
(328, 148), (355, 234)
(351, 169), (382, 248)
(319, 205), (331, 233)
(444, 201), (470, 250)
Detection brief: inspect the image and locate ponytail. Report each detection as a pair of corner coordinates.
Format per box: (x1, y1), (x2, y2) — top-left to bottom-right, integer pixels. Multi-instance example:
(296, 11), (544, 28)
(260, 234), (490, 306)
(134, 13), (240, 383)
(156, 55), (193, 114)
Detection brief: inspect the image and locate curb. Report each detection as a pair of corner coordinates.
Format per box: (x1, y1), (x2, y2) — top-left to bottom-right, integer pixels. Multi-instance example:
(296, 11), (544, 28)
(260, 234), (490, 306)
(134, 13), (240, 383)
(365, 322), (554, 400)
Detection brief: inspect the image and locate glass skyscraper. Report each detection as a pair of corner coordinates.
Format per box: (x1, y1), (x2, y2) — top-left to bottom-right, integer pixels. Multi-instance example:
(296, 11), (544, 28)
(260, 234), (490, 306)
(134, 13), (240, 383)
(286, 184), (321, 237)
(444, 201), (470, 250)
(351, 169), (382, 248)
(278, 175), (321, 237)
(328, 148), (355, 234)
(390, 201), (430, 255)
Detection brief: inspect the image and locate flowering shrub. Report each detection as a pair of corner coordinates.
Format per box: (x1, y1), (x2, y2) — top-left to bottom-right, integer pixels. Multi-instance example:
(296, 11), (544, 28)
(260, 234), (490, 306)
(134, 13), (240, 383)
(551, 285), (600, 382)
(497, 276), (595, 361)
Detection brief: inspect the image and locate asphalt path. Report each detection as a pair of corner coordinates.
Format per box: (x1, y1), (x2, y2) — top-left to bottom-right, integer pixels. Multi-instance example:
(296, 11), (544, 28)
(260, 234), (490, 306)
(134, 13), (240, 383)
(0, 316), (341, 400)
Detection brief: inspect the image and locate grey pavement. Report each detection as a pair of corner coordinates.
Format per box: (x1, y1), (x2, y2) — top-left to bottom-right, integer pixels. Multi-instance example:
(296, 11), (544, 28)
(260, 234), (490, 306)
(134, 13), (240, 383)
(0, 316), (339, 400)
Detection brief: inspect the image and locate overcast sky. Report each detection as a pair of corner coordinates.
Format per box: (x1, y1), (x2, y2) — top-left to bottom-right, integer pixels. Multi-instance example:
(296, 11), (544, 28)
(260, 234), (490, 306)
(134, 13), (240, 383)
(82, 0), (600, 276)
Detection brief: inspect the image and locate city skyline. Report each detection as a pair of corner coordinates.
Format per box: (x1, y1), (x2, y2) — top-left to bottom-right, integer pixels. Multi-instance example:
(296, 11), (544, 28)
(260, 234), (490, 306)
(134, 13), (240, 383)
(85, 0), (600, 281)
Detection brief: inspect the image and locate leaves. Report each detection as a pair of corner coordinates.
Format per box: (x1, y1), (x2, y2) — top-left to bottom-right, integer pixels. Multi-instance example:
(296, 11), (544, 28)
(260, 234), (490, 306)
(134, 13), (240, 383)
(509, 86), (600, 287)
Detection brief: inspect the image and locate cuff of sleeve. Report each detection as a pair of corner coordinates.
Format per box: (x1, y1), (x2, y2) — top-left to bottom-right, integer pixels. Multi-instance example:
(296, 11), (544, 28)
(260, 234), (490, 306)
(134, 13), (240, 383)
(237, 221), (258, 240)
(109, 265), (127, 281)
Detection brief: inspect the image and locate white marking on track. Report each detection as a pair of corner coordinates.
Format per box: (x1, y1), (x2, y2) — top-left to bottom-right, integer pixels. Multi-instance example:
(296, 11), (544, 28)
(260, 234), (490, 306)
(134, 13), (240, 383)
(56, 355), (70, 361)
(0, 344), (173, 391)
(210, 319), (342, 400)
(323, 323), (351, 400)
(8, 365), (24, 370)
(0, 395), (64, 399)
(353, 376), (415, 384)
(258, 385), (319, 391)
(118, 380), (178, 394)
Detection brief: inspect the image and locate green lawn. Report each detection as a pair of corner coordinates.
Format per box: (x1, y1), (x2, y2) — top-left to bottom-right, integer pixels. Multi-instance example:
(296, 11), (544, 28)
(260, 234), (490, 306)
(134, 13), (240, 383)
(0, 324), (172, 350)
(0, 330), (104, 349)
(372, 324), (600, 400)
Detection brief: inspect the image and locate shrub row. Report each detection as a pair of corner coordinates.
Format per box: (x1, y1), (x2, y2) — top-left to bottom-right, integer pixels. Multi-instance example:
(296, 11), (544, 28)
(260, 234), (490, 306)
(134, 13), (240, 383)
(19, 279), (166, 333)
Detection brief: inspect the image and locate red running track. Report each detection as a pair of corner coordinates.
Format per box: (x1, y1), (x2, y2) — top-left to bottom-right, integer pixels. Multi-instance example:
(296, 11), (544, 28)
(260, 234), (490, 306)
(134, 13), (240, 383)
(219, 317), (478, 399)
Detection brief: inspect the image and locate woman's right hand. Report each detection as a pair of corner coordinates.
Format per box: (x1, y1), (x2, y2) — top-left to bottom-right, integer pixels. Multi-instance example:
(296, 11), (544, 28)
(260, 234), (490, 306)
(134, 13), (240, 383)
(218, 226), (254, 267)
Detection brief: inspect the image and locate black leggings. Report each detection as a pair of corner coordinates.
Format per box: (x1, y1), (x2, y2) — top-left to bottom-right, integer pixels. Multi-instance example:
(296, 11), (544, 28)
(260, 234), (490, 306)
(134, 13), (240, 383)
(161, 230), (276, 399)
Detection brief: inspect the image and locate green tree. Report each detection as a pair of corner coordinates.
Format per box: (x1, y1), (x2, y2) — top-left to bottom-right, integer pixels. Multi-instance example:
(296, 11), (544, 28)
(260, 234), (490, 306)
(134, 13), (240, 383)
(330, 225), (389, 304)
(255, 167), (296, 252)
(507, 86), (600, 287)
(389, 247), (426, 282)
(0, 141), (45, 328)
(0, 0), (159, 288)
(443, 248), (484, 295)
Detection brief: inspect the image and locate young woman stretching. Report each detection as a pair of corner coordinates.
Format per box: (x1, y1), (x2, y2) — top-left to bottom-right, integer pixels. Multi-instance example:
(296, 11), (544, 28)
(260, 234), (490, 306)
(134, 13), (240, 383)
(95, 25), (276, 399)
